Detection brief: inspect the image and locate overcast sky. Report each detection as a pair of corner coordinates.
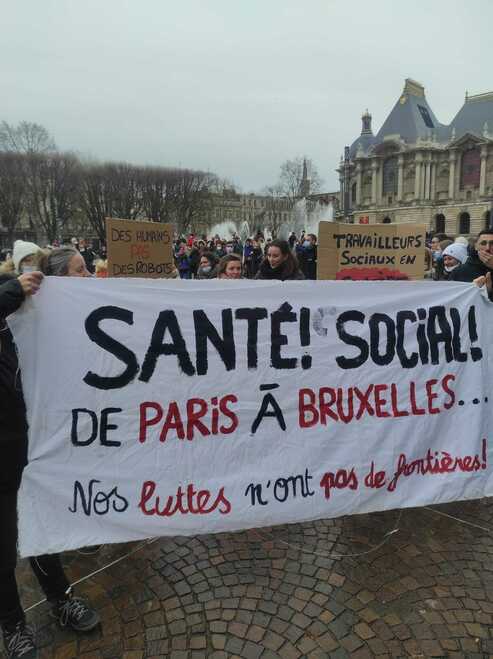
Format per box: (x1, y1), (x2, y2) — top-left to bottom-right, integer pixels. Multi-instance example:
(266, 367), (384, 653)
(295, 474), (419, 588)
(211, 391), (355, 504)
(1, 0), (493, 192)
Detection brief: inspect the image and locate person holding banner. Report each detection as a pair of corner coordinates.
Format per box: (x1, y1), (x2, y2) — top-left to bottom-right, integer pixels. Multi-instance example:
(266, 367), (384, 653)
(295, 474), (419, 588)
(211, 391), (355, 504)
(255, 239), (305, 281)
(1, 264), (98, 659)
(38, 247), (91, 278)
(216, 254), (242, 279)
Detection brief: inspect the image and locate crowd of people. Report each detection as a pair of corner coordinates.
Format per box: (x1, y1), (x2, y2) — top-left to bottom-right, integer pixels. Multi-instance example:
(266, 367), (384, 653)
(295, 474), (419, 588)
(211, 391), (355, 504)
(0, 225), (492, 658)
(0, 238), (108, 279)
(425, 229), (493, 293)
(172, 230), (317, 280)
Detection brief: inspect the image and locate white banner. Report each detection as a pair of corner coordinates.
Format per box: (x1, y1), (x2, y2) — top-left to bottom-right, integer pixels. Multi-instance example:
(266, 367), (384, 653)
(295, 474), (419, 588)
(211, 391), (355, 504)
(8, 278), (493, 557)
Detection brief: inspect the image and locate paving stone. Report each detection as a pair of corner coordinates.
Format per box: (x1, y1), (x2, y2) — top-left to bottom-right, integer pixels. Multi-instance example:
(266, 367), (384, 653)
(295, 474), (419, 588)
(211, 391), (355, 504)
(355, 622), (376, 640)
(12, 503), (493, 659)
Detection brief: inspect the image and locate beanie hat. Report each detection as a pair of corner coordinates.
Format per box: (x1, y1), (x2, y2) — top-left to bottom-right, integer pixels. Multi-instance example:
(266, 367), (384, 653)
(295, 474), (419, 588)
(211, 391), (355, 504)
(442, 243), (468, 264)
(13, 240), (41, 273)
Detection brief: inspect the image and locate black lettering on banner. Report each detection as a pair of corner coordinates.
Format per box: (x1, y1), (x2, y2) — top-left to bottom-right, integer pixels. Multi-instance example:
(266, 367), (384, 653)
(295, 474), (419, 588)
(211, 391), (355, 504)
(369, 313), (395, 366)
(416, 308), (429, 364)
(194, 309), (236, 375)
(244, 482), (269, 506)
(71, 409), (98, 446)
(69, 479), (129, 515)
(299, 307), (312, 369)
(271, 302), (297, 369)
(71, 408), (122, 447)
(396, 310), (418, 368)
(468, 306), (483, 362)
(83, 306), (139, 390)
(100, 408), (122, 447)
(235, 307), (268, 369)
(139, 310), (195, 381)
(335, 310), (369, 369)
(251, 385), (286, 434)
(449, 307), (468, 362)
(427, 306), (453, 365)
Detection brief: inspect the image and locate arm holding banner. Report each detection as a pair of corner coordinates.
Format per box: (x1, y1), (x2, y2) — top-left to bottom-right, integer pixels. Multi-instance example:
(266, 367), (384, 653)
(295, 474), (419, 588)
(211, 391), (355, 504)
(0, 272), (43, 318)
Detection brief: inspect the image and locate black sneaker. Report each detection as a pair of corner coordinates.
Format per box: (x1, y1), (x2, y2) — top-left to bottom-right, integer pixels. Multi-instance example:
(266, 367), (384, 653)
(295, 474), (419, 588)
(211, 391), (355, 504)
(2, 621), (38, 658)
(51, 589), (100, 632)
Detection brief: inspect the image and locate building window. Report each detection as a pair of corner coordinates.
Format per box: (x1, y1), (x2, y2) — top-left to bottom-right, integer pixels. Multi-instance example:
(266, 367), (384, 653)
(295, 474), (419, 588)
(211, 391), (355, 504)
(351, 182), (357, 204)
(435, 214), (446, 233)
(417, 105), (434, 128)
(459, 212), (470, 234)
(382, 157), (398, 195)
(382, 216), (392, 224)
(485, 211), (491, 230)
(460, 148), (480, 189)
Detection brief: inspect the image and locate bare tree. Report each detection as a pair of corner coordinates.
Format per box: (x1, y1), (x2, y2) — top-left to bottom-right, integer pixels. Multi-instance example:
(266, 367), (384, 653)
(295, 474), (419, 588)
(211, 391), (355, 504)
(78, 162), (114, 242)
(271, 156), (324, 203)
(104, 162), (144, 220)
(0, 152), (27, 244)
(141, 166), (181, 223)
(0, 120), (56, 154)
(173, 169), (216, 234)
(28, 153), (81, 243)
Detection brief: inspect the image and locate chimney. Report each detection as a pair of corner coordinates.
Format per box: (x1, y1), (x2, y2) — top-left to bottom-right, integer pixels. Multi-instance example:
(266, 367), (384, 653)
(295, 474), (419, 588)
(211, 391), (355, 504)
(361, 109), (373, 135)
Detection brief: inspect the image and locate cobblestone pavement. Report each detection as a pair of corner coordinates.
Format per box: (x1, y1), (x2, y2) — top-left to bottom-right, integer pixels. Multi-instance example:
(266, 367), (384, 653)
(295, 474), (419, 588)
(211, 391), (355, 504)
(3, 499), (493, 658)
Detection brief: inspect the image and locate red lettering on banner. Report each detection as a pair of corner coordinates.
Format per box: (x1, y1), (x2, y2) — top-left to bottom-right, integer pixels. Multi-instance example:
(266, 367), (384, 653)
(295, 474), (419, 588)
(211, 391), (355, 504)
(138, 481), (232, 516)
(387, 438), (487, 492)
(138, 394), (238, 442)
(320, 468), (358, 499)
(298, 375), (457, 428)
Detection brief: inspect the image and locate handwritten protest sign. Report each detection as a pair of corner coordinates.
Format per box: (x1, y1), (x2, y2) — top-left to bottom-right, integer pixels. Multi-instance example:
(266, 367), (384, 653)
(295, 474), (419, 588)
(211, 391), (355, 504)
(317, 221), (426, 280)
(106, 217), (173, 278)
(9, 279), (493, 556)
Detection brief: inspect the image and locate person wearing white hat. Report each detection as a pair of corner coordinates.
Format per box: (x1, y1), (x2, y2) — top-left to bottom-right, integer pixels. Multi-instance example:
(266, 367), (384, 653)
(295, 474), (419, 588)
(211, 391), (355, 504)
(438, 243), (468, 280)
(12, 241), (42, 275)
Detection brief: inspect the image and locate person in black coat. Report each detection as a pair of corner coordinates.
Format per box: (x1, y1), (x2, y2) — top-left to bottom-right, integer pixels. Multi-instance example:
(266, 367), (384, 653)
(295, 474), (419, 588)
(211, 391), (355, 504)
(255, 239), (305, 281)
(0, 271), (99, 659)
(297, 233), (318, 280)
(450, 229), (493, 283)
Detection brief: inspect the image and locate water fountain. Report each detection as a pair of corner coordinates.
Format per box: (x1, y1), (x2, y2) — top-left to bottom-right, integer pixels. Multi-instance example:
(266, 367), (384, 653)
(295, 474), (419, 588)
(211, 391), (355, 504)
(239, 221), (250, 243)
(305, 199), (334, 235)
(209, 220), (237, 239)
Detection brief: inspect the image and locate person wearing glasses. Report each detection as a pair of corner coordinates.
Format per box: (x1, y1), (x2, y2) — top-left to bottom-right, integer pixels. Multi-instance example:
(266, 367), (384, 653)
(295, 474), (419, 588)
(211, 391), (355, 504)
(450, 229), (493, 299)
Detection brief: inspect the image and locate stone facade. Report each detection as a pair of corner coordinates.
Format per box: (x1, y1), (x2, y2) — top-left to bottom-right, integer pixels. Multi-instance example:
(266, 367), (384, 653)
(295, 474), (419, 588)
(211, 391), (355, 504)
(339, 79), (493, 235)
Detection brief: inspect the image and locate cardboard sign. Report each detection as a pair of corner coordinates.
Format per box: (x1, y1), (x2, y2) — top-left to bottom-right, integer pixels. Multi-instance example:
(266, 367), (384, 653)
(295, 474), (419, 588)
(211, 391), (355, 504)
(317, 221), (426, 281)
(106, 217), (173, 278)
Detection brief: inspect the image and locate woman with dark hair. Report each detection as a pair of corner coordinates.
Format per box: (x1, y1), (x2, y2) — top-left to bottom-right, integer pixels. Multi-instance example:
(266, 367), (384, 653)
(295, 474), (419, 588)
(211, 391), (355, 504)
(217, 254), (242, 279)
(196, 252), (218, 279)
(255, 239), (304, 281)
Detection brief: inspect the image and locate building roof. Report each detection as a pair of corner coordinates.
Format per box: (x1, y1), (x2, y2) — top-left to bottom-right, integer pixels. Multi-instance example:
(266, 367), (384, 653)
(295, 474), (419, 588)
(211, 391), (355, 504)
(450, 92), (493, 138)
(349, 132), (376, 159)
(347, 79), (493, 159)
(374, 79), (445, 144)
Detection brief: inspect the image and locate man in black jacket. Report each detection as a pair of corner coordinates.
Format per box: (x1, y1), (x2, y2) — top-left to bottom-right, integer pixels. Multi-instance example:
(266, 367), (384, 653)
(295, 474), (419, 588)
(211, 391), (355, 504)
(450, 229), (493, 283)
(0, 273), (99, 659)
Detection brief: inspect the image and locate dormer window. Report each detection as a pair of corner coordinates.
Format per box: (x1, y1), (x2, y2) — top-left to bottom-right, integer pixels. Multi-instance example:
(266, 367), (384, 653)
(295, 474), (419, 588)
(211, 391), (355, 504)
(417, 105), (434, 128)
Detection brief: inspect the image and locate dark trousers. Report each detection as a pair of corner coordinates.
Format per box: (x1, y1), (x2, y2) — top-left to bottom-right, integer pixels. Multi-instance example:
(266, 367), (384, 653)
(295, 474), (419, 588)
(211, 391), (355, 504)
(0, 446), (70, 629)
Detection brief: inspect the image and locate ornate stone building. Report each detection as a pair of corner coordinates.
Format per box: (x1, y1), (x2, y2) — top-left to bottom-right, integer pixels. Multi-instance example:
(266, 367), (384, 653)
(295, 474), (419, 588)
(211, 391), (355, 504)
(339, 78), (493, 235)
